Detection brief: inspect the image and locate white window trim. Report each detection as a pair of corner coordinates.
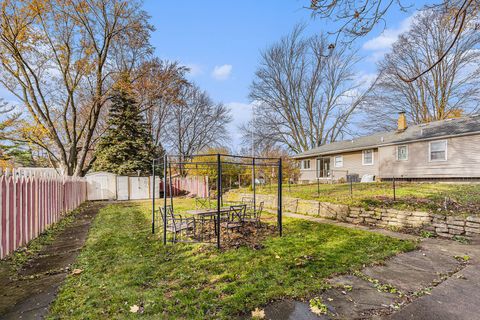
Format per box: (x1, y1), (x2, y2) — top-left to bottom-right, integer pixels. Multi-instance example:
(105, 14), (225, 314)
(429, 140), (448, 162)
(396, 145), (408, 161)
(301, 159), (311, 169)
(334, 155), (343, 168)
(362, 149), (374, 166)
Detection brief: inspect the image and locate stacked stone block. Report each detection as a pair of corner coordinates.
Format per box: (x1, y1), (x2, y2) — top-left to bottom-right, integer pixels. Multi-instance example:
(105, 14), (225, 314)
(225, 191), (479, 239)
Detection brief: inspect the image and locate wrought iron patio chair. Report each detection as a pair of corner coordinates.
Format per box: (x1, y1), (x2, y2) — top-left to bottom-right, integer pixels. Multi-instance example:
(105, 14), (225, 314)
(241, 196), (255, 211)
(221, 204), (246, 232)
(241, 196), (254, 205)
(195, 197), (211, 209)
(161, 206), (196, 243)
(155, 205), (172, 229)
(243, 201), (264, 227)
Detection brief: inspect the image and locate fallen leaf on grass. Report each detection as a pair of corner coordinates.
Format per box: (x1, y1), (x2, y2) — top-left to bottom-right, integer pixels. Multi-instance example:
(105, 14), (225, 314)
(71, 269), (83, 275)
(130, 305), (139, 313)
(252, 308), (265, 319)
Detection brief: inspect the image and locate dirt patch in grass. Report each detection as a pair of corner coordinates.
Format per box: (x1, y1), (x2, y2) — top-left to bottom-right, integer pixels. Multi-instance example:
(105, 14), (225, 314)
(372, 195), (480, 216)
(196, 222), (279, 250)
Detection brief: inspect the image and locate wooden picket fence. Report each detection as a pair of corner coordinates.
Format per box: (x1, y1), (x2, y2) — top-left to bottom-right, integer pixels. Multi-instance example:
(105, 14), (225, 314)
(0, 170), (87, 259)
(163, 175), (209, 198)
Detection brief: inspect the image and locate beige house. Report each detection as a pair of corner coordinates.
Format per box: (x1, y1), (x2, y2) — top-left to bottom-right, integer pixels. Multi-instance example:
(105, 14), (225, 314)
(293, 113), (480, 183)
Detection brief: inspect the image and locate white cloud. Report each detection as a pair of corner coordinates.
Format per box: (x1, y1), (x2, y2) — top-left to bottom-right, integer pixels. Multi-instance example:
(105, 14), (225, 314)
(211, 64), (232, 80)
(362, 14), (415, 61)
(355, 71), (378, 87)
(184, 63), (203, 77)
(227, 102), (254, 124)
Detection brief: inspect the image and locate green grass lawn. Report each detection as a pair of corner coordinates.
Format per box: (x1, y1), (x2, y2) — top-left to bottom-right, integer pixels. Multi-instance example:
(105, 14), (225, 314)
(240, 182), (480, 214)
(48, 200), (414, 319)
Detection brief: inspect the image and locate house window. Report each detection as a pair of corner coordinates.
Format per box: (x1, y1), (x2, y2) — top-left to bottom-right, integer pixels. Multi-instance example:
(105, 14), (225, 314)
(302, 159), (311, 169)
(397, 145), (408, 161)
(362, 149), (374, 165)
(429, 140), (447, 161)
(334, 156), (343, 168)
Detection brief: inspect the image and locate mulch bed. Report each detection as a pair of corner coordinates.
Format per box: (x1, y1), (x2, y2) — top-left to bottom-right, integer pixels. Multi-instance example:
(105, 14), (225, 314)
(374, 196), (480, 215)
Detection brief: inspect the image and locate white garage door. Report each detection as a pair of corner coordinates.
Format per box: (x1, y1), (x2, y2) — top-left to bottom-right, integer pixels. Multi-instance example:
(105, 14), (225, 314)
(86, 173), (116, 200)
(116, 176), (129, 200)
(129, 176), (150, 200)
(150, 176), (161, 199)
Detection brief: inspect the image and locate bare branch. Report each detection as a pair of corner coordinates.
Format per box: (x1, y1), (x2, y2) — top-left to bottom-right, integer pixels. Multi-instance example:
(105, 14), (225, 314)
(244, 25), (370, 153)
(362, 9), (480, 130)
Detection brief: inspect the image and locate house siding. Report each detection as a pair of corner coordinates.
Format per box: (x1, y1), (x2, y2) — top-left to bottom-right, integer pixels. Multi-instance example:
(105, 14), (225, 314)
(298, 149), (379, 182)
(337, 150), (379, 178)
(298, 158), (317, 182)
(378, 134), (480, 178)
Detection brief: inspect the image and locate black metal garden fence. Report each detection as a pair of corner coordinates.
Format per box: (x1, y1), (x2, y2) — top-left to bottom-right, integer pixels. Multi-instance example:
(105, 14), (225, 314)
(151, 153), (283, 249)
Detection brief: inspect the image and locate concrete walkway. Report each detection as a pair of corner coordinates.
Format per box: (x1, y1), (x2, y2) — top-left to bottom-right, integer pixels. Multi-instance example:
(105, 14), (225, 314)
(264, 212), (480, 320)
(0, 203), (103, 320)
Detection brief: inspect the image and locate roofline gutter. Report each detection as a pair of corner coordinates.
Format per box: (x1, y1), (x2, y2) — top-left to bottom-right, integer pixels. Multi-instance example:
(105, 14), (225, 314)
(292, 130), (480, 159)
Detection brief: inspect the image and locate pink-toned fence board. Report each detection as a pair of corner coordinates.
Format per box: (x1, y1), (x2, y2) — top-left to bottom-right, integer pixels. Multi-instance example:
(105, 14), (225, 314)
(0, 173), (87, 259)
(158, 175), (209, 198)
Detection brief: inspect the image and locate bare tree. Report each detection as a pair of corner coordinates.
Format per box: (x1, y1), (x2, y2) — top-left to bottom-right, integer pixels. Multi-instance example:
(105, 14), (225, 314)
(0, 0), (153, 175)
(134, 58), (189, 148)
(165, 84), (231, 159)
(307, 0), (478, 81)
(363, 10), (480, 131)
(244, 25), (373, 154)
(309, 0), (409, 44)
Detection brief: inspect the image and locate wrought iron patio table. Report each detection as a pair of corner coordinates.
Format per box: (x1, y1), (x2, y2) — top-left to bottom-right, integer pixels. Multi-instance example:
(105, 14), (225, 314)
(185, 207), (232, 238)
(185, 207), (231, 216)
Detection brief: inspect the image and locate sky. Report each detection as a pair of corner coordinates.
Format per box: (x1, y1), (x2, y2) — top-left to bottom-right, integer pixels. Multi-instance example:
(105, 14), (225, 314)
(144, 0), (430, 150)
(0, 1), (430, 151)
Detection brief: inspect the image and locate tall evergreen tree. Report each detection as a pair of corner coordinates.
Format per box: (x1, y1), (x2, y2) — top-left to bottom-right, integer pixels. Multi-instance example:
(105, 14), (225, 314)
(93, 85), (155, 175)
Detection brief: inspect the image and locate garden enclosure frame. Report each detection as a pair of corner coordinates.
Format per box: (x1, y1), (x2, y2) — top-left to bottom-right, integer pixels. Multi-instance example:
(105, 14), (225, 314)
(151, 153), (283, 249)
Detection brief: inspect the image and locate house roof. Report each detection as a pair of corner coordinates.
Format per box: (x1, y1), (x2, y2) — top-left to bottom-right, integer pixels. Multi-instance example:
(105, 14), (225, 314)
(293, 115), (480, 159)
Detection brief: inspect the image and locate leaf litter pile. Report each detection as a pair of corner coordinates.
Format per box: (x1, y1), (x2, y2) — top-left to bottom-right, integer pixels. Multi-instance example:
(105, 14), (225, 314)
(188, 221), (278, 250)
(373, 195), (480, 215)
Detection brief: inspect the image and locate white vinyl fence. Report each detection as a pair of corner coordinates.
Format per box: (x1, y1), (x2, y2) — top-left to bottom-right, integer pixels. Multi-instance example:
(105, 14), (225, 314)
(86, 172), (208, 201)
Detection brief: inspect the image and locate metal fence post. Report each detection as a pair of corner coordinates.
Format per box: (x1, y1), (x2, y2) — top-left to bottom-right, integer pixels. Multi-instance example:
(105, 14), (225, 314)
(163, 154), (167, 245)
(168, 162), (173, 208)
(278, 158), (282, 237)
(317, 177), (320, 197)
(152, 159), (155, 234)
(393, 177), (396, 201)
(252, 157), (256, 213)
(217, 154), (222, 249)
(350, 179), (353, 198)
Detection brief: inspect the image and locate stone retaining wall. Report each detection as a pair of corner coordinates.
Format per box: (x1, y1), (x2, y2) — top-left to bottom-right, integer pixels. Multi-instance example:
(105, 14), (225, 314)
(225, 192), (480, 239)
(431, 215), (480, 238)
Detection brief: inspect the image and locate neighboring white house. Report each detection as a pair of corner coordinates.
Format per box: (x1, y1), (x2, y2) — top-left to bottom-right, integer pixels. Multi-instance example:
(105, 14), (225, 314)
(293, 114), (480, 183)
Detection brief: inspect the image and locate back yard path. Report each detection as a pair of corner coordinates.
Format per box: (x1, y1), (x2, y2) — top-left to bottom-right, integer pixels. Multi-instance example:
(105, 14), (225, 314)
(0, 202), (103, 319)
(265, 212), (480, 320)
